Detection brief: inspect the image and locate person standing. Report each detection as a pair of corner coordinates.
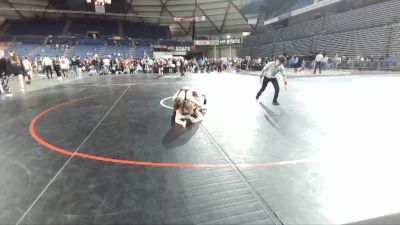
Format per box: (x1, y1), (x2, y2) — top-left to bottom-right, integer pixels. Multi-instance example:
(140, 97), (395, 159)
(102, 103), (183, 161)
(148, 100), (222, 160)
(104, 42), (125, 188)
(22, 57), (33, 85)
(322, 54), (329, 70)
(60, 55), (70, 78)
(0, 49), (8, 94)
(255, 56), (287, 106)
(42, 55), (53, 79)
(217, 59), (222, 73)
(176, 59), (181, 74)
(73, 56), (83, 78)
(6, 51), (25, 93)
(53, 57), (62, 81)
(314, 52), (323, 74)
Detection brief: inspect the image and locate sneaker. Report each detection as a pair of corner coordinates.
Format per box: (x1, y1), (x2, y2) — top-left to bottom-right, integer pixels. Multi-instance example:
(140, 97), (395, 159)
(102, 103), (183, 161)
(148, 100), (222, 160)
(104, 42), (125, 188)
(272, 101), (280, 106)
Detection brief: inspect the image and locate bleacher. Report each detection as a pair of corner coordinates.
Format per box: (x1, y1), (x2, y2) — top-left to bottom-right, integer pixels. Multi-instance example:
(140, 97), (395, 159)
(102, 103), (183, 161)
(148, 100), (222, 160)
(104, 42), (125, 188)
(0, 19), (168, 59)
(7, 44), (38, 57)
(106, 38), (132, 46)
(324, 0), (400, 34)
(135, 46), (153, 57)
(240, 0), (400, 58)
(30, 45), (69, 59)
(6, 21), (64, 35)
(123, 22), (168, 39)
(69, 45), (102, 58)
(4, 19), (169, 39)
(0, 35), (13, 42)
(78, 38), (104, 45)
(266, 0), (314, 20)
(388, 23), (400, 56)
(103, 45), (131, 57)
(135, 39), (152, 46)
(69, 20), (118, 36)
(14, 36), (44, 45)
(47, 36), (76, 45)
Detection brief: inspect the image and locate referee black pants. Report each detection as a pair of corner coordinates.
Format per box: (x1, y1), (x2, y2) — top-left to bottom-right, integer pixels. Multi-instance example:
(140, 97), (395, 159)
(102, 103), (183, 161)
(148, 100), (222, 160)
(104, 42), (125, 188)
(44, 66), (53, 78)
(256, 77), (279, 103)
(314, 62), (322, 74)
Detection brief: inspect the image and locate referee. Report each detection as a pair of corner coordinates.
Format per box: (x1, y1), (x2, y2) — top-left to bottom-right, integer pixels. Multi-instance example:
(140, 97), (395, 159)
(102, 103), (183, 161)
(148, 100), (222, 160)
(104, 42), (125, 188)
(256, 55), (287, 106)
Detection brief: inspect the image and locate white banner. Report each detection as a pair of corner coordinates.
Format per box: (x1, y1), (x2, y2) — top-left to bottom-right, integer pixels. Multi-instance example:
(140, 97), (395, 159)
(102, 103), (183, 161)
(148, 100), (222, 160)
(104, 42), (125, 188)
(194, 40), (219, 46)
(95, 4), (105, 13)
(154, 51), (173, 59)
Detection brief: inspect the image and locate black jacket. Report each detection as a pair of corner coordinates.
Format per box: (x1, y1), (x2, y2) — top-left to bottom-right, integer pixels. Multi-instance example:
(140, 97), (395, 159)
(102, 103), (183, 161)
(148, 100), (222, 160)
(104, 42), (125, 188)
(6, 57), (24, 75)
(0, 57), (7, 77)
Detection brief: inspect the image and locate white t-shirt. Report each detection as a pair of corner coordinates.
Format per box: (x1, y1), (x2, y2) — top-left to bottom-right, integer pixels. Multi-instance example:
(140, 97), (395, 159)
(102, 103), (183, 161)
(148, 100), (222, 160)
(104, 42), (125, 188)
(261, 62), (285, 79)
(60, 58), (70, 70)
(103, 58), (110, 66)
(22, 59), (32, 72)
(43, 57), (53, 66)
(315, 54), (324, 62)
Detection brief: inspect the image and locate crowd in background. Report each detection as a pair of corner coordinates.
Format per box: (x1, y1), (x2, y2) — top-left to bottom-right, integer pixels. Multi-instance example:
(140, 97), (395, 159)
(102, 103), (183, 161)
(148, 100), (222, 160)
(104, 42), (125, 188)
(2, 47), (400, 97)
(31, 54), (241, 78)
(245, 53), (400, 72)
(1, 50), (243, 96)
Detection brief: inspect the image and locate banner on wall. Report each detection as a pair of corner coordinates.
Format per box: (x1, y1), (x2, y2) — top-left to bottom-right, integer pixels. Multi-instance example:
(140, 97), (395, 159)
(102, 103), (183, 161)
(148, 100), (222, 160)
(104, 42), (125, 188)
(219, 38), (242, 45)
(154, 51), (173, 59)
(94, 3), (105, 13)
(194, 40), (219, 46)
(175, 46), (191, 51)
(173, 51), (187, 56)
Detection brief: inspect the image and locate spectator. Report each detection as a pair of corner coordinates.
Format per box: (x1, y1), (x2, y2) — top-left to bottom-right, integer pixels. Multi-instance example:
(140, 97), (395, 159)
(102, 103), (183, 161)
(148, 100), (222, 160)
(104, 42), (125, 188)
(42, 55), (53, 79)
(314, 52), (323, 74)
(22, 57), (33, 85)
(7, 51), (25, 93)
(60, 55), (70, 78)
(322, 54), (329, 70)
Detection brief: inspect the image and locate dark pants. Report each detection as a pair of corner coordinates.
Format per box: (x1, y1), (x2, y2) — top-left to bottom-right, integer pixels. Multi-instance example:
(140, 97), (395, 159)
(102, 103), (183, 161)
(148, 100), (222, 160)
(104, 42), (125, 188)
(1, 75), (11, 93)
(55, 69), (62, 77)
(314, 62), (322, 74)
(25, 73), (32, 84)
(256, 77), (279, 103)
(45, 66), (53, 78)
(180, 66), (185, 76)
(62, 69), (68, 77)
(54, 65), (61, 77)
